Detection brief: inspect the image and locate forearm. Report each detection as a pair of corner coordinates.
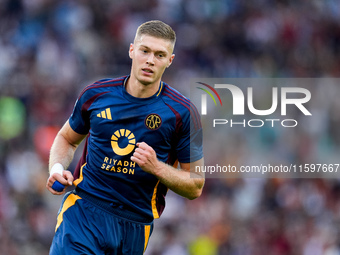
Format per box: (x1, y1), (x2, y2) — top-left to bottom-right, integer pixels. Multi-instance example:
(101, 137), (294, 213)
(49, 132), (77, 172)
(131, 142), (205, 200)
(47, 133), (77, 194)
(46, 121), (86, 195)
(48, 120), (86, 172)
(154, 161), (204, 200)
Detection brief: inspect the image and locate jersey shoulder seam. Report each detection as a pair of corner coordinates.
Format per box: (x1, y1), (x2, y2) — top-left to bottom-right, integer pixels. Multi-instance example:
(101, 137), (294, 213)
(162, 84), (201, 130)
(79, 76), (126, 99)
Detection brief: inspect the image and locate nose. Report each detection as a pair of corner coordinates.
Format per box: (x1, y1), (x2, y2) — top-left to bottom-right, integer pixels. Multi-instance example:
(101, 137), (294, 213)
(146, 54), (155, 65)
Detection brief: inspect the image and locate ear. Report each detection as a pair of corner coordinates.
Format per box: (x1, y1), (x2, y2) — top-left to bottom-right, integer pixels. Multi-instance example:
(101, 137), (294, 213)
(129, 43), (134, 59)
(167, 54), (175, 68)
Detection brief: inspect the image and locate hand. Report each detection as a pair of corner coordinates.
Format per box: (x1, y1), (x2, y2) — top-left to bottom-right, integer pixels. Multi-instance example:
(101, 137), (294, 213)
(131, 142), (162, 176)
(46, 170), (74, 195)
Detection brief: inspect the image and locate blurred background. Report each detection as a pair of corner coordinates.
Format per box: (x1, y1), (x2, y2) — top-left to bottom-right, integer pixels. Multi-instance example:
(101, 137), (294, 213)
(1, 0), (340, 254)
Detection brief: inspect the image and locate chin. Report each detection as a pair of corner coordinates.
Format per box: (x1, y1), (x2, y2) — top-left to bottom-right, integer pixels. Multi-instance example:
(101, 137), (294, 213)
(138, 79), (151, 86)
(138, 76), (155, 86)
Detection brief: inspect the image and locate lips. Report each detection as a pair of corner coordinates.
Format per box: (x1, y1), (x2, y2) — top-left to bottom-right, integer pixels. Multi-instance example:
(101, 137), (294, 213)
(142, 68), (154, 74)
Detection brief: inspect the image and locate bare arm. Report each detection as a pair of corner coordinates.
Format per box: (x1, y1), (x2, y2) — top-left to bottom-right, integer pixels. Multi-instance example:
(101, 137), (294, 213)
(131, 142), (205, 200)
(46, 120), (87, 195)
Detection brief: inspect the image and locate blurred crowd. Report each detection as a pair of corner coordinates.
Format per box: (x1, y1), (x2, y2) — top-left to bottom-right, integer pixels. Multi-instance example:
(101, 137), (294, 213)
(1, 0), (340, 254)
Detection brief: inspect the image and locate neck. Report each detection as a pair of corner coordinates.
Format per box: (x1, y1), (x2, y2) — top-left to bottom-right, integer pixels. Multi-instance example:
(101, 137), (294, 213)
(125, 76), (161, 98)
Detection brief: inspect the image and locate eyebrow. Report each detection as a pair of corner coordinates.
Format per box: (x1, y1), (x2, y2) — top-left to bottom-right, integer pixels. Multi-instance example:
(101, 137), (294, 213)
(140, 45), (168, 55)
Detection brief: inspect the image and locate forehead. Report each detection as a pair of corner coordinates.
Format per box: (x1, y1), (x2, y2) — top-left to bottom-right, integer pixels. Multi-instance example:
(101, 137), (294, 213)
(135, 35), (173, 54)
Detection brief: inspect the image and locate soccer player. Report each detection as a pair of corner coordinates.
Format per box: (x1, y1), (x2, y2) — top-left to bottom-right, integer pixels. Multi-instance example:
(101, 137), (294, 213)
(46, 20), (204, 254)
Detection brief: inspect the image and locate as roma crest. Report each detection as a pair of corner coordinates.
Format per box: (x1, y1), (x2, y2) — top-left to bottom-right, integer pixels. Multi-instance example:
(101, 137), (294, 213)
(145, 114), (162, 130)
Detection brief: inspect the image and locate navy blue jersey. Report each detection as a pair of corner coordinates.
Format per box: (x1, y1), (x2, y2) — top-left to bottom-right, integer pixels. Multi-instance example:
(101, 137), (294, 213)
(69, 76), (203, 219)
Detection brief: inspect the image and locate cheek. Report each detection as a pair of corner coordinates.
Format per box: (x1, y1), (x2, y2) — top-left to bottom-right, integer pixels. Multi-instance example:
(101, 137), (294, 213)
(136, 53), (148, 63)
(161, 62), (169, 71)
(131, 56), (142, 68)
(158, 59), (169, 68)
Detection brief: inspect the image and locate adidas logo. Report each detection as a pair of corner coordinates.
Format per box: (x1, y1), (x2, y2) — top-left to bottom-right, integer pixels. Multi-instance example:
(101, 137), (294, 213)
(97, 108), (112, 120)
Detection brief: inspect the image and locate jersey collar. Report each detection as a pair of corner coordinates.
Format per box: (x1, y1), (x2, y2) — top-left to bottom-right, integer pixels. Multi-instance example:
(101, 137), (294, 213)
(122, 76), (164, 104)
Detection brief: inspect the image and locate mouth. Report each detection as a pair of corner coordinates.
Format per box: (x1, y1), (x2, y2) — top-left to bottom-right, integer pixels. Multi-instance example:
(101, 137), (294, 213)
(142, 68), (154, 74)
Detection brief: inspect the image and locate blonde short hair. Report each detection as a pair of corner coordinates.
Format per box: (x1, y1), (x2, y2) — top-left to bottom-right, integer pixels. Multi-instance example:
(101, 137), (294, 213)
(134, 20), (176, 49)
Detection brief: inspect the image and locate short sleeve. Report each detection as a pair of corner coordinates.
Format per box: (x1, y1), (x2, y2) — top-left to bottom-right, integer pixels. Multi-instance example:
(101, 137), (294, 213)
(176, 104), (203, 163)
(69, 94), (91, 135)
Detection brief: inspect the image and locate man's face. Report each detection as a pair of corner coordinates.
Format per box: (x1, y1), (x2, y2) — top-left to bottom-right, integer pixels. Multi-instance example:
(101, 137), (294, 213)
(129, 35), (175, 86)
